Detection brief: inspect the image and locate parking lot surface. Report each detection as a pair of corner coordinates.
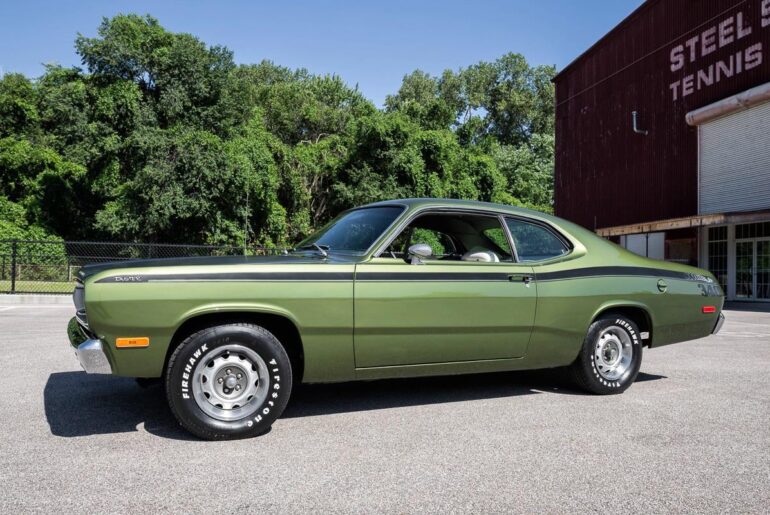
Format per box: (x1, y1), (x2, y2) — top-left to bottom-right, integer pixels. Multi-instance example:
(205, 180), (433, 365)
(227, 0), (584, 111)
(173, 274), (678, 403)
(1, 303), (769, 513)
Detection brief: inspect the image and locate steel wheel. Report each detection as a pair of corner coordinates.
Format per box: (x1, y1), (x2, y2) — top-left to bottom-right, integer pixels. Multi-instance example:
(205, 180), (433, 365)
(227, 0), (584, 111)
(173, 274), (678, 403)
(593, 325), (634, 381)
(191, 344), (269, 422)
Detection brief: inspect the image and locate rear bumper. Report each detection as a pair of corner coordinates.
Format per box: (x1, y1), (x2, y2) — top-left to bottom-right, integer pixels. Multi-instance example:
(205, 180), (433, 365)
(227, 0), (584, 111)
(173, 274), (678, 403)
(67, 317), (112, 374)
(712, 312), (726, 335)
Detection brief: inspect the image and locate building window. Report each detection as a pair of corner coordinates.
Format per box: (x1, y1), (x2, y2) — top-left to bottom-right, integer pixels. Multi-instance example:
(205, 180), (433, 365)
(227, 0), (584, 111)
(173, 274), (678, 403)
(735, 221), (770, 240)
(707, 226), (728, 293)
(758, 241), (770, 301)
(735, 222), (770, 300)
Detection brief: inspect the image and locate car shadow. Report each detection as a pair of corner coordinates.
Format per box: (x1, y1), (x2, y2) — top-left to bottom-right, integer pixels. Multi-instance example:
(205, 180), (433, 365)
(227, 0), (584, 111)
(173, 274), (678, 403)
(284, 368), (573, 418)
(634, 372), (667, 383)
(43, 372), (195, 440)
(43, 369), (666, 439)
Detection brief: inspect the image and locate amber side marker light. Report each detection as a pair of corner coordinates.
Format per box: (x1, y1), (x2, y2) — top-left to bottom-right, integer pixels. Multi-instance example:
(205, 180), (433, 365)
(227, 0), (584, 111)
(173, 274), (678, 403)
(702, 306), (717, 314)
(116, 337), (150, 348)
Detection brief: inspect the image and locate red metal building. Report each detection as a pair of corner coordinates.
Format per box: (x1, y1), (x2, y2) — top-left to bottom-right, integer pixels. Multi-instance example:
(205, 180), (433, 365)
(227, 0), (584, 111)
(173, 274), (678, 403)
(554, 0), (770, 302)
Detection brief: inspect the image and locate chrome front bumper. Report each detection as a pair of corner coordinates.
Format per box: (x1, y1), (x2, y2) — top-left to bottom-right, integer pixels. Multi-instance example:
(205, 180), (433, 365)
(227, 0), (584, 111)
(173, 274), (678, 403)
(67, 317), (112, 374)
(712, 312), (726, 335)
(75, 339), (113, 374)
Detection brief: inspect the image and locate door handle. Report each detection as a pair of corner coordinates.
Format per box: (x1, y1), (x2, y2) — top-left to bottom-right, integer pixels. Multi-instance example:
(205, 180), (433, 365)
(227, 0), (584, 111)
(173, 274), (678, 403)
(508, 274), (533, 285)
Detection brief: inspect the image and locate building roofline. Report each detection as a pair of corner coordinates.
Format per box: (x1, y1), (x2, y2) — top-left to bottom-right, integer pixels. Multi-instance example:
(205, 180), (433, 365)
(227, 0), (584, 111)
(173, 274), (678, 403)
(553, 0), (657, 82)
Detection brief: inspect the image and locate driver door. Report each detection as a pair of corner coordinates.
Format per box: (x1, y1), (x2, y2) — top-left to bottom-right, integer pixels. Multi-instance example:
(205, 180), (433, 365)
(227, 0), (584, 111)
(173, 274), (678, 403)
(353, 212), (536, 368)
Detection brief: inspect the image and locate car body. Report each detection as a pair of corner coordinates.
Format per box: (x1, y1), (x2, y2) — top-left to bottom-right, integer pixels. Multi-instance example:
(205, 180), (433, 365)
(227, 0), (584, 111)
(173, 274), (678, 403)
(67, 198), (725, 438)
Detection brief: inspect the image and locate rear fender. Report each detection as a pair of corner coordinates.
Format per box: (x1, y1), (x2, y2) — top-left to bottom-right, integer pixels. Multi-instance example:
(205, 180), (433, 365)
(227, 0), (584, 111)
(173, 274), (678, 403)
(589, 300), (655, 343)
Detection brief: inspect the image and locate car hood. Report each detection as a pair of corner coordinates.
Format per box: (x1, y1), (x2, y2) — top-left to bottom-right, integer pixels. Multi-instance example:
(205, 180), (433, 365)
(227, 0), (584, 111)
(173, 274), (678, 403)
(77, 253), (361, 281)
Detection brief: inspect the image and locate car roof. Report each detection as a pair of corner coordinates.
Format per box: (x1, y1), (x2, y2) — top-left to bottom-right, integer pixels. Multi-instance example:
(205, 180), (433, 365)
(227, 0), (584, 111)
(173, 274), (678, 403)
(361, 198), (552, 219)
(359, 198), (603, 248)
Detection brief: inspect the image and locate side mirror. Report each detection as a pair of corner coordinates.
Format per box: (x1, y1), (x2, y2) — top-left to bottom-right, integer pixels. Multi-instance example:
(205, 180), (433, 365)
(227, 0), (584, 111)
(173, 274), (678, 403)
(407, 243), (432, 265)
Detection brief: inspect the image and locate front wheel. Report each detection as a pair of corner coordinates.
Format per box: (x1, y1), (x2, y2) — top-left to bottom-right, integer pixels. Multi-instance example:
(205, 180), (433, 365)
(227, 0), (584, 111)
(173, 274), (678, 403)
(165, 323), (292, 440)
(570, 314), (643, 394)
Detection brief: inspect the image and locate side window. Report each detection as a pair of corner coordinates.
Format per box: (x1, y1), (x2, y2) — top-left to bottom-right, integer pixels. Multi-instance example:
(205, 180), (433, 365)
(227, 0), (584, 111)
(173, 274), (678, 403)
(382, 211), (514, 262)
(383, 227), (455, 259)
(384, 229), (411, 259)
(483, 227), (509, 253)
(410, 228), (455, 257)
(505, 218), (569, 262)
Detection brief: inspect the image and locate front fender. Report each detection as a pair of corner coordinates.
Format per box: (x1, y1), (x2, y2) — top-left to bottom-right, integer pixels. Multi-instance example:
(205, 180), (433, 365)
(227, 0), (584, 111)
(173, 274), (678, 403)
(85, 276), (354, 379)
(174, 302), (303, 333)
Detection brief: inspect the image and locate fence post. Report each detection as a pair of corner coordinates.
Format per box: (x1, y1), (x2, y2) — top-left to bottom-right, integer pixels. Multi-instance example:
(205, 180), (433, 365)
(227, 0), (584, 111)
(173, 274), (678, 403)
(10, 240), (18, 294)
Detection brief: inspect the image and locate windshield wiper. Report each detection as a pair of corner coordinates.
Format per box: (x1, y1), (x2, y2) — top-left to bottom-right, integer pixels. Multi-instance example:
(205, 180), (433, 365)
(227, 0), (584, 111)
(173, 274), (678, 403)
(296, 243), (329, 257)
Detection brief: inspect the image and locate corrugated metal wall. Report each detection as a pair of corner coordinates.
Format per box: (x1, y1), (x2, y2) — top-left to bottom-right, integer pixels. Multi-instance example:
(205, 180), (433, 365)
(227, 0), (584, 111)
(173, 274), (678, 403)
(554, 0), (770, 230)
(699, 99), (770, 214)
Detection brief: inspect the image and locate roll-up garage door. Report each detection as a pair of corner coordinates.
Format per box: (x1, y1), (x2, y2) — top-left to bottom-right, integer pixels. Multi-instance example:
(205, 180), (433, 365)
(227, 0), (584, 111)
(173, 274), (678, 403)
(698, 100), (770, 215)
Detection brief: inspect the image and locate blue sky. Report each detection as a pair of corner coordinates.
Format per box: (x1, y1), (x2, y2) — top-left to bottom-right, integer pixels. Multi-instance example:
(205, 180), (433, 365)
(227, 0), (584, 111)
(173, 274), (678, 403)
(0, 0), (644, 106)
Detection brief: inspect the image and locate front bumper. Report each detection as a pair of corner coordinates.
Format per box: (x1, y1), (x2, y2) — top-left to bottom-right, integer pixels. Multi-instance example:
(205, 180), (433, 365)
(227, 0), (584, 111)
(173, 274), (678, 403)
(67, 317), (112, 374)
(75, 339), (113, 374)
(712, 312), (726, 335)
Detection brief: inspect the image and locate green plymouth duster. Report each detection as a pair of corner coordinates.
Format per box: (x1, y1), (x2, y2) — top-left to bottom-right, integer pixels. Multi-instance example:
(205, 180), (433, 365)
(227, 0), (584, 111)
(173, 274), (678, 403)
(67, 198), (725, 439)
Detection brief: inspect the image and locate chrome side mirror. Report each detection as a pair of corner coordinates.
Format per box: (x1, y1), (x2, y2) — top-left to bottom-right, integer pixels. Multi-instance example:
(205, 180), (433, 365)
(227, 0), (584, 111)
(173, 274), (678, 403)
(408, 243), (432, 265)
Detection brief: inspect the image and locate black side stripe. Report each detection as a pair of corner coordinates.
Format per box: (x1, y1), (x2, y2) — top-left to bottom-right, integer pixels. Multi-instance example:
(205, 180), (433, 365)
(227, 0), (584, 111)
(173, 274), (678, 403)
(95, 266), (713, 284)
(95, 272), (354, 283)
(535, 266), (712, 283)
(356, 272), (510, 282)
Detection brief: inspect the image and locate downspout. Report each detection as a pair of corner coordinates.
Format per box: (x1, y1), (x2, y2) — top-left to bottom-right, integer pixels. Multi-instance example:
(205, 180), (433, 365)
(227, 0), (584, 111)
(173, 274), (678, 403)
(632, 111), (648, 135)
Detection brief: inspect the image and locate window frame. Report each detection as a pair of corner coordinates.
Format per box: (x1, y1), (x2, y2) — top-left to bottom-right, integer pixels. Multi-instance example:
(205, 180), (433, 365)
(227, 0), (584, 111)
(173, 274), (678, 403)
(374, 208), (517, 264)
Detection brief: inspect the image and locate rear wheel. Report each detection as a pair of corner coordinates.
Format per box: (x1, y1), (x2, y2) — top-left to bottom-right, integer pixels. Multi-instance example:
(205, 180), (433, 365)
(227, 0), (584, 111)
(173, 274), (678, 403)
(165, 323), (292, 440)
(570, 313), (643, 394)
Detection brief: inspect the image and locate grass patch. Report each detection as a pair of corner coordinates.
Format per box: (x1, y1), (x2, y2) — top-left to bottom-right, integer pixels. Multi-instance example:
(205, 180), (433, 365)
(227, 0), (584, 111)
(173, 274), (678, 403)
(0, 280), (75, 294)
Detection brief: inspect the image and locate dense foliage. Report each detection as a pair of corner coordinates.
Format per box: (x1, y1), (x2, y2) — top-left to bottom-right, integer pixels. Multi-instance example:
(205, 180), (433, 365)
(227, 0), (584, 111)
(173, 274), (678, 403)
(0, 15), (555, 246)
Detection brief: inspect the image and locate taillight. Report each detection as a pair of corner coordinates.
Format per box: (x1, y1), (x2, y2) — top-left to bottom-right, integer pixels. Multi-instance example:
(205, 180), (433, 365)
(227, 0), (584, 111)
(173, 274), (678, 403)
(702, 306), (716, 314)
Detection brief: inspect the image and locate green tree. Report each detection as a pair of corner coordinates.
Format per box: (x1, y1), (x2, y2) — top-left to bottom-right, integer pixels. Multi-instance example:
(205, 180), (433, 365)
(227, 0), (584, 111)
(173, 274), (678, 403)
(492, 133), (555, 212)
(76, 14), (246, 135)
(0, 195), (62, 243)
(0, 74), (40, 138)
(0, 15), (556, 248)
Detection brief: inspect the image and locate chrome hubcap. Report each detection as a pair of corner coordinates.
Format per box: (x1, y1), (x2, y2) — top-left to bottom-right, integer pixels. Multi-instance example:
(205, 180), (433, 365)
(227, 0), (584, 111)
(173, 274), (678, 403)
(192, 344), (269, 421)
(594, 326), (633, 381)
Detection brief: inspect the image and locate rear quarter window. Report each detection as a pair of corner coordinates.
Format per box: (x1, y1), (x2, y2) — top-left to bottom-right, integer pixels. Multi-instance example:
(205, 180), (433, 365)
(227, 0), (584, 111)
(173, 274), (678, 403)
(506, 218), (569, 262)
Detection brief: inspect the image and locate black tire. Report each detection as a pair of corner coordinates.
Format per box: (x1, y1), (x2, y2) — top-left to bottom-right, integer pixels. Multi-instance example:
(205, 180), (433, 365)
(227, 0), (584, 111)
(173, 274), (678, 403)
(570, 313), (643, 394)
(165, 323), (292, 440)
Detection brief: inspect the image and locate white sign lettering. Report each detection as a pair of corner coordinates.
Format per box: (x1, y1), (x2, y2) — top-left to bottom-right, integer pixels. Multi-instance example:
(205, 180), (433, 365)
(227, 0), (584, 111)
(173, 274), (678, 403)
(763, 0), (770, 28)
(669, 1), (768, 101)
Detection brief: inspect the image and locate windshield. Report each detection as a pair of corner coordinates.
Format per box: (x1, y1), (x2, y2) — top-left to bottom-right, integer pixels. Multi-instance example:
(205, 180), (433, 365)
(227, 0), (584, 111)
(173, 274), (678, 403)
(296, 206), (405, 254)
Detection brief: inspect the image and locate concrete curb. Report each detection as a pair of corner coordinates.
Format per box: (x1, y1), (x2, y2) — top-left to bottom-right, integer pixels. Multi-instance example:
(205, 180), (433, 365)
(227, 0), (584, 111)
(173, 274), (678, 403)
(0, 294), (72, 305)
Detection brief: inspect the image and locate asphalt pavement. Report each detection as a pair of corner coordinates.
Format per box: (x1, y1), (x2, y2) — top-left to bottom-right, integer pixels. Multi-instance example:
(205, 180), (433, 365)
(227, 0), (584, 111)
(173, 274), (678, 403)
(0, 303), (768, 513)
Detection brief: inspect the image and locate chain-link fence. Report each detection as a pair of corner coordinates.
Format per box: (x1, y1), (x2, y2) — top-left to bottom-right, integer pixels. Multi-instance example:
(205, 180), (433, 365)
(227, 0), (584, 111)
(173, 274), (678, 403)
(0, 240), (284, 294)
